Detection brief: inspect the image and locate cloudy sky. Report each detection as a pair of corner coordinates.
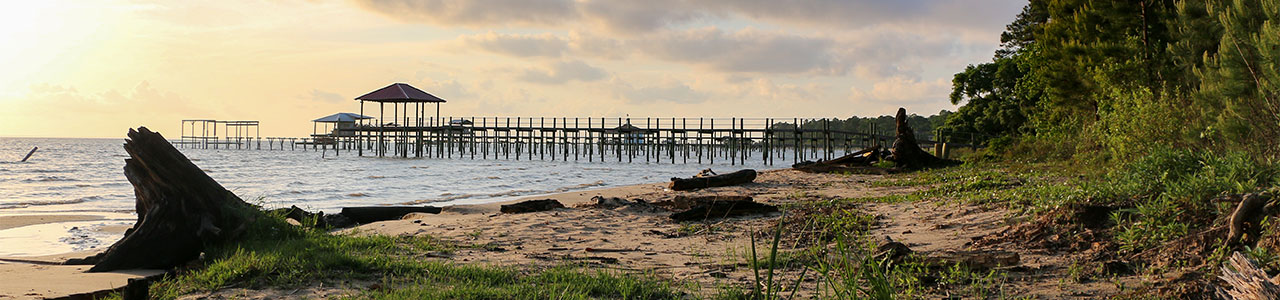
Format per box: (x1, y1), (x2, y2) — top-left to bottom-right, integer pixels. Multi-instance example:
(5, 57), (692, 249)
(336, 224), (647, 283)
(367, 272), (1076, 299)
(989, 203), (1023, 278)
(0, 0), (1024, 138)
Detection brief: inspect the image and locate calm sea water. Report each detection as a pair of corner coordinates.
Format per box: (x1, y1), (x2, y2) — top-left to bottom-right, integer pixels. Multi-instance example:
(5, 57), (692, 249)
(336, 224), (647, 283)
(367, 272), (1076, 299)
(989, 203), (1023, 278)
(0, 137), (771, 256)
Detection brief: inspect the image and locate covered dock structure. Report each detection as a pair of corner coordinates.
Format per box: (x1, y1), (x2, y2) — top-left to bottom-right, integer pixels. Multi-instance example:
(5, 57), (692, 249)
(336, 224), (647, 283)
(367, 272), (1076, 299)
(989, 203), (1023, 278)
(354, 83), (447, 157)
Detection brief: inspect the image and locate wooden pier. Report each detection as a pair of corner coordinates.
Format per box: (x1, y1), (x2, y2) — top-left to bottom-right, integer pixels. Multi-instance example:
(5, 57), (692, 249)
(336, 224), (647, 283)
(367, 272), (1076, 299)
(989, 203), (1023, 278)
(329, 116), (914, 165)
(175, 84), (973, 165)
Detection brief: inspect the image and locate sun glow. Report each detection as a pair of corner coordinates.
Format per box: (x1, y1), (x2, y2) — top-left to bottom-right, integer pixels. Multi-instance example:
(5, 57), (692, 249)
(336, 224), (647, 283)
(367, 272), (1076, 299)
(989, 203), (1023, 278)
(0, 1), (119, 95)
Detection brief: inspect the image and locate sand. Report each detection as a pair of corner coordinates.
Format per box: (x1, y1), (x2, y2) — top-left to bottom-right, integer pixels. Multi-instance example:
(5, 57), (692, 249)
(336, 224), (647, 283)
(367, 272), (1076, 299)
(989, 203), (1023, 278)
(0, 216), (160, 299)
(348, 169), (904, 294)
(0, 251), (163, 300)
(0, 215), (104, 231)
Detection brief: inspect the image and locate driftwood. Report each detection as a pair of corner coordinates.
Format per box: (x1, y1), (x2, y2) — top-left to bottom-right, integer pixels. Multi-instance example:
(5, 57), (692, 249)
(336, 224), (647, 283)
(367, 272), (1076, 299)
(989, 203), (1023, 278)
(875, 238), (1019, 270)
(500, 199), (565, 214)
(793, 146), (895, 174)
(819, 146), (882, 166)
(341, 206), (442, 223)
(1218, 252), (1280, 300)
(20, 146), (37, 162)
(71, 127), (258, 272)
(924, 250), (1020, 270)
(670, 198), (778, 221)
(888, 108), (957, 169)
(654, 195), (753, 210)
(669, 169), (757, 191)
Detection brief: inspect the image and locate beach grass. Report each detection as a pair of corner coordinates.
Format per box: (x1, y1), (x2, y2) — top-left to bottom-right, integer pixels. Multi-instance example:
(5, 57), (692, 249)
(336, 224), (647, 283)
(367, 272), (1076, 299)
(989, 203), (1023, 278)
(103, 214), (685, 299)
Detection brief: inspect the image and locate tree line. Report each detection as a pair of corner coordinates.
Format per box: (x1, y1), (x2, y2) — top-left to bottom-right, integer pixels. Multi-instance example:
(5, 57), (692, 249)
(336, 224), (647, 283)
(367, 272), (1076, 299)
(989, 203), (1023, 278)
(945, 0), (1280, 161)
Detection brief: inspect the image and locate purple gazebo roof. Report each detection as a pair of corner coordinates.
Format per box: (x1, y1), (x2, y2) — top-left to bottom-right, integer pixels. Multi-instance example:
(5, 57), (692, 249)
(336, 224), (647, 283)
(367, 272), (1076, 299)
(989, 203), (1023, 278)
(354, 83), (446, 103)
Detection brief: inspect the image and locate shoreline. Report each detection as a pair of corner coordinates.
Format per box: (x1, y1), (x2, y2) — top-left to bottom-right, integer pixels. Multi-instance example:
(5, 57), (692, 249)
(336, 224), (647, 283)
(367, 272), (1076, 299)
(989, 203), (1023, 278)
(0, 167), (816, 299)
(0, 214), (105, 231)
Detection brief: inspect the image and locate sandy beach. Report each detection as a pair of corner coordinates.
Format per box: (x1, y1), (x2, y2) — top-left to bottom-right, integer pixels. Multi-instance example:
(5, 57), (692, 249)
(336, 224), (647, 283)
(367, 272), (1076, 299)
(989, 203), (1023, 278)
(345, 168), (899, 293)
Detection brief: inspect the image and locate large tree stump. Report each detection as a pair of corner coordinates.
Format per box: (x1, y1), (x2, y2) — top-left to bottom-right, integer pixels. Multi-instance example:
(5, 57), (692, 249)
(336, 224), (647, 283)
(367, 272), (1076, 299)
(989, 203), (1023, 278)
(889, 108), (957, 169)
(72, 127), (258, 272)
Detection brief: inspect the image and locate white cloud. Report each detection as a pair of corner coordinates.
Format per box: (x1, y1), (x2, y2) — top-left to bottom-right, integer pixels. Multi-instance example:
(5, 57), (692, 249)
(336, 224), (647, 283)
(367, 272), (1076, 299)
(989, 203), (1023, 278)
(610, 77), (708, 104)
(851, 77), (951, 105)
(461, 32), (569, 57)
(516, 60), (608, 84)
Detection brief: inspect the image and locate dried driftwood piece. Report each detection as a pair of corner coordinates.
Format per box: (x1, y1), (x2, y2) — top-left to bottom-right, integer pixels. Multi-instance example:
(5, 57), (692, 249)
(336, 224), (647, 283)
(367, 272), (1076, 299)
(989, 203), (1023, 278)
(669, 169), (757, 191)
(669, 198), (778, 221)
(500, 199), (565, 214)
(340, 206), (442, 223)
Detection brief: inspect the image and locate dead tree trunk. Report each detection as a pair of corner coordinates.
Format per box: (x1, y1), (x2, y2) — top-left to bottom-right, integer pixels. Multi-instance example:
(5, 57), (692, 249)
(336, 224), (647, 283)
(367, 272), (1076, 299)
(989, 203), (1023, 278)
(889, 108), (956, 169)
(72, 127), (257, 272)
(1218, 251), (1280, 299)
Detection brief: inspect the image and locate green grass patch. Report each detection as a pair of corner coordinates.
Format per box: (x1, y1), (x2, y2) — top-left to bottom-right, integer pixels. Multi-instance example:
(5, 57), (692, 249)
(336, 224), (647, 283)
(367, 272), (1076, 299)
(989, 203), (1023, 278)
(126, 214), (684, 299)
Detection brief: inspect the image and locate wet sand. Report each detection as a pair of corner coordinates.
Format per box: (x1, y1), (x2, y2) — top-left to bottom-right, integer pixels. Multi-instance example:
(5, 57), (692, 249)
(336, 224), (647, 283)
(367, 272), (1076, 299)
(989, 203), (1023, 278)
(0, 215), (104, 231)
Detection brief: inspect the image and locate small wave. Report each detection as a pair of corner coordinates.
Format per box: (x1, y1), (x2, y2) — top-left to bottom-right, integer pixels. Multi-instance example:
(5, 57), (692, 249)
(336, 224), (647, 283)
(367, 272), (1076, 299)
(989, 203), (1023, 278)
(47, 184), (94, 190)
(347, 193), (368, 197)
(2, 196), (97, 208)
(487, 189), (538, 197)
(398, 193), (477, 205)
(469, 176), (501, 180)
(366, 176), (386, 179)
(22, 176), (78, 182)
(551, 180), (607, 193)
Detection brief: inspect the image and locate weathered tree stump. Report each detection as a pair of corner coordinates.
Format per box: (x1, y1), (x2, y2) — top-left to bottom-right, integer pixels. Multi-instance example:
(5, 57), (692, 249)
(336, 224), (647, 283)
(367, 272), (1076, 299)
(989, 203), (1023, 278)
(889, 108), (958, 169)
(669, 169), (757, 191)
(71, 127), (259, 272)
(1219, 252), (1280, 299)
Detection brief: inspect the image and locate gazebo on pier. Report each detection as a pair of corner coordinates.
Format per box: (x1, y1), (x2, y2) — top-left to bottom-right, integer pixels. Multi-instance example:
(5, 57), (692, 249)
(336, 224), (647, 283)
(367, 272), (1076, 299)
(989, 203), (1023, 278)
(311, 112), (371, 139)
(355, 83), (447, 157)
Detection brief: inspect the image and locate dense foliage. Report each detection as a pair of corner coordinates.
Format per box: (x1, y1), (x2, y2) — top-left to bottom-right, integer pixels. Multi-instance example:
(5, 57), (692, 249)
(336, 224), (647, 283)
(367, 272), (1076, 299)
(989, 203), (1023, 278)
(947, 0), (1280, 161)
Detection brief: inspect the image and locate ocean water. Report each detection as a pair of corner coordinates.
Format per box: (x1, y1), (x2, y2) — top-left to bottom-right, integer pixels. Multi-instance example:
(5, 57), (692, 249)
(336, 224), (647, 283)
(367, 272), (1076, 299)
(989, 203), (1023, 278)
(0, 137), (771, 256)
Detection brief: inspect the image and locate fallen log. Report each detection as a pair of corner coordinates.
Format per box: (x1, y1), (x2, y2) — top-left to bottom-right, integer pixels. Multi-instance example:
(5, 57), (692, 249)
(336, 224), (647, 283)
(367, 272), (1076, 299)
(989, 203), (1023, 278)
(500, 199), (565, 214)
(341, 206), (442, 223)
(654, 195), (753, 210)
(794, 165), (893, 175)
(670, 199), (778, 221)
(72, 127), (259, 272)
(267, 205), (358, 228)
(888, 108), (958, 169)
(821, 145), (882, 166)
(924, 250), (1020, 270)
(669, 169), (757, 191)
(792, 146), (894, 174)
